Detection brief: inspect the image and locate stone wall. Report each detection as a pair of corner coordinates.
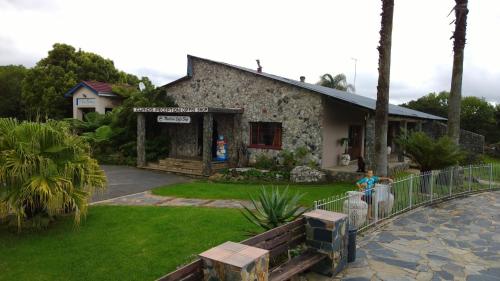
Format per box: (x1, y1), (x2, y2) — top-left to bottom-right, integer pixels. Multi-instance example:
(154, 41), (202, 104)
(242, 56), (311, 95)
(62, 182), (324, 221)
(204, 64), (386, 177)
(422, 121), (485, 154)
(165, 57), (324, 164)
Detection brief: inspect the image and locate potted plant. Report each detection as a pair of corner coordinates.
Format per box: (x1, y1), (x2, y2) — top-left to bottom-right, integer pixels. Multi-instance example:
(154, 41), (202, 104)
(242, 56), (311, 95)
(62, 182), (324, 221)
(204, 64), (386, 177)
(340, 137), (350, 166)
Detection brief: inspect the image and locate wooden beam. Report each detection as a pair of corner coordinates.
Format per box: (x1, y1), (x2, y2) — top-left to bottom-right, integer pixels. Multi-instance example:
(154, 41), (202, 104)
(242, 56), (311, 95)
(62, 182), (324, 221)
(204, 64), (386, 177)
(202, 113), (213, 176)
(137, 113), (146, 167)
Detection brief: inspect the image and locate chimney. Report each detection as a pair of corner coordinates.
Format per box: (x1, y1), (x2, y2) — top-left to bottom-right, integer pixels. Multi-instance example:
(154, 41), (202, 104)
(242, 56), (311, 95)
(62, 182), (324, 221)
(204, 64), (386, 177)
(256, 59), (262, 73)
(300, 76), (306, 82)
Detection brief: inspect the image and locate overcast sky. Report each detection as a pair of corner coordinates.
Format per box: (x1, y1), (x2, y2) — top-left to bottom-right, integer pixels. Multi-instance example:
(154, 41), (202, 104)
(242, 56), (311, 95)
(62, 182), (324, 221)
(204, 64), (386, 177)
(1, 0), (499, 104)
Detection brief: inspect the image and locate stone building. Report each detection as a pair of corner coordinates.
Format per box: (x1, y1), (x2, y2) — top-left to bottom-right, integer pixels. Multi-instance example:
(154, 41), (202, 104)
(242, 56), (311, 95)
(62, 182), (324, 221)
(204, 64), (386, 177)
(134, 55), (447, 176)
(65, 81), (123, 120)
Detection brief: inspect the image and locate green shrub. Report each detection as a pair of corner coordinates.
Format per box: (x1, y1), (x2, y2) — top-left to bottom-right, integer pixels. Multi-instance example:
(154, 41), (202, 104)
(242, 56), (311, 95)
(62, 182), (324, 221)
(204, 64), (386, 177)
(397, 131), (463, 172)
(0, 118), (107, 231)
(278, 149), (296, 171)
(254, 154), (275, 170)
(241, 187), (305, 230)
(294, 146), (310, 164)
(277, 146), (313, 171)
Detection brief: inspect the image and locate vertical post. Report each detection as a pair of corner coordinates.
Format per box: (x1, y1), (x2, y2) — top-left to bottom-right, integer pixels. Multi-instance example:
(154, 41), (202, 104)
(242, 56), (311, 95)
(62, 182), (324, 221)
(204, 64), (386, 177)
(416, 121), (423, 131)
(430, 171), (434, 203)
(347, 193), (351, 229)
(137, 113), (146, 167)
(202, 113), (213, 176)
(449, 167), (453, 197)
(373, 188), (379, 223)
(231, 113), (243, 167)
(398, 120), (407, 162)
(468, 165), (472, 192)
(489, 163), (493, 190)
(409, 175), (413, 209)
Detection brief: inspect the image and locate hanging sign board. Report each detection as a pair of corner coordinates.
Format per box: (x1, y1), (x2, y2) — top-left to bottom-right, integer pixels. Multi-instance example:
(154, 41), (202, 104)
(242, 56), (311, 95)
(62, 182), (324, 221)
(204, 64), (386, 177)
(76, 98), (96, 106)
(157, 115), (191, 124)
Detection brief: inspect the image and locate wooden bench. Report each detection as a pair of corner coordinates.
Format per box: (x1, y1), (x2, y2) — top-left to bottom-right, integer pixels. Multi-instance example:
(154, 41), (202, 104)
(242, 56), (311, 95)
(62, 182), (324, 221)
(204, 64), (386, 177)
(241, 217), (327, 281)
(157, 218), (326, 281)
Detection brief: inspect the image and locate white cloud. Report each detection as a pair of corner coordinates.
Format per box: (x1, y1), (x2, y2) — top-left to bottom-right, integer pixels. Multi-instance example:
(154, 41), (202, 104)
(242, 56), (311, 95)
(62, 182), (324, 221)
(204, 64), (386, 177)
(0, 0), (499, 103)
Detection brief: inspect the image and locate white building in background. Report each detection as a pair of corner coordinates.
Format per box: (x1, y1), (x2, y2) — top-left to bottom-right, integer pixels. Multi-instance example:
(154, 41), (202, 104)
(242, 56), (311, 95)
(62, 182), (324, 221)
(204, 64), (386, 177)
(64, 81), (123, 120)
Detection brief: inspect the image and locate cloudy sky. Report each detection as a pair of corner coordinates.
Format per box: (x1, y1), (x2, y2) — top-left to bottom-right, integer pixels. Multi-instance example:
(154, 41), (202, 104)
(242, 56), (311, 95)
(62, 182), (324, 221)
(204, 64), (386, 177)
(1, 0), (499, 104)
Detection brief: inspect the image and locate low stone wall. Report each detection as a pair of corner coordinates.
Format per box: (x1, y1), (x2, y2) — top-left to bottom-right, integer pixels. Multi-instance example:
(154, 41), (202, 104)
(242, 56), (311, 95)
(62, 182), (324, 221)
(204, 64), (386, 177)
(323, 162), (409, 183)
(422, 121), (484, 154)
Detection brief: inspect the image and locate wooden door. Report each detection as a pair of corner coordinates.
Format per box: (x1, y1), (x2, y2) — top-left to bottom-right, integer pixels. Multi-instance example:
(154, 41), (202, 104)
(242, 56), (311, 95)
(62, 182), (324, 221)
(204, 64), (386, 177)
(348, 125), (363, 159)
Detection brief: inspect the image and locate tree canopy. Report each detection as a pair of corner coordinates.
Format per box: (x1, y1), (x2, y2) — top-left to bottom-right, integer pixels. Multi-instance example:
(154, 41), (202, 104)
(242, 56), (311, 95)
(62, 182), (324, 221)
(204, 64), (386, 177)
(317, 73), (355, 92)
(401, 92), (500, 144)
(0, 65), (27, 119)
(21, 43), (148, 119)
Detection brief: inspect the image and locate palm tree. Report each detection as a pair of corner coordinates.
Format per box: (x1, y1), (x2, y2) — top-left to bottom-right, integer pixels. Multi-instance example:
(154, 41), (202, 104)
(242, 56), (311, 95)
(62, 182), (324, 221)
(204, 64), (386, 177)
(374, 0), (395, 177)
(447, 0), (469, 144)
(317, 73), (355, 92)
(0, 118), (106, 231)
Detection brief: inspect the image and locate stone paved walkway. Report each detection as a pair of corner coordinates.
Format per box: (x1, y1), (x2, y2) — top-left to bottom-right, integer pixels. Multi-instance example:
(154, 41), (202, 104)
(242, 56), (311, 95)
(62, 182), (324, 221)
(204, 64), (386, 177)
(91, 190), (254, 209)
(326, 191), (500, 281)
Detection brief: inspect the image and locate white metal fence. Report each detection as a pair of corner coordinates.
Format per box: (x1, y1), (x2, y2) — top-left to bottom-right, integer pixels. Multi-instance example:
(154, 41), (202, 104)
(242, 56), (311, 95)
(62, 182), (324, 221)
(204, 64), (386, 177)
(314, 163), (500, 232)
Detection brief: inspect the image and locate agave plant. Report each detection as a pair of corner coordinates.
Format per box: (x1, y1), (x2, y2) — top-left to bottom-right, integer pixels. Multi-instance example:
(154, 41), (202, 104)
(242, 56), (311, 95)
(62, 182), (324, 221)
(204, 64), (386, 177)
(241, 187), (305, 230)
(0, 118), (107, 231)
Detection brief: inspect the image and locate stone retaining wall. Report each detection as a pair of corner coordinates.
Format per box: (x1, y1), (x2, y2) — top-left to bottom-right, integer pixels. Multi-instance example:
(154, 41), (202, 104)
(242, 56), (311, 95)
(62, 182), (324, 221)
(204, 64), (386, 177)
(422, 121), (484, 154)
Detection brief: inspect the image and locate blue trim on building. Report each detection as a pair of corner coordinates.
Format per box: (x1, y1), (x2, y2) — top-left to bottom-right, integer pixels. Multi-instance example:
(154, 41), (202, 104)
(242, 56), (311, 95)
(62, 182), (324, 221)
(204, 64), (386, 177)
(64, 82), (99, 98)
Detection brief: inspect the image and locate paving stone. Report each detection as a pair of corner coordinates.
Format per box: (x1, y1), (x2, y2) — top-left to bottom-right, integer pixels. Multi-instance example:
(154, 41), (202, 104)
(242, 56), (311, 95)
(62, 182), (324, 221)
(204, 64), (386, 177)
(339, 191), (500, 281)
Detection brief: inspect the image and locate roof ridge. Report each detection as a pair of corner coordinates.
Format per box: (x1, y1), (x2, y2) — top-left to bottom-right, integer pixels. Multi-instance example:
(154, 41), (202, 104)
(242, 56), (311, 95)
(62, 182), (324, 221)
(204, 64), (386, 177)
(170, 55), (446, 121)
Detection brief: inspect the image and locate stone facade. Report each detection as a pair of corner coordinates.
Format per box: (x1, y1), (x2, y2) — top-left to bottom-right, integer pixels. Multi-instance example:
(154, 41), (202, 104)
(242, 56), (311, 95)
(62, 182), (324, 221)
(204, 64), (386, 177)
(164, 57), (324, 166)
(303, 210), (348, 277)
(290, 166), (327, 183)
(422, 121), (485, 154)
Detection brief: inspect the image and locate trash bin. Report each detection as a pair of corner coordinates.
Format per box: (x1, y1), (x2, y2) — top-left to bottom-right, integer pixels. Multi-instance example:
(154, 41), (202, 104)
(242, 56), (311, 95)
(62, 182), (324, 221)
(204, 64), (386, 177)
(347, 229), (357, 262)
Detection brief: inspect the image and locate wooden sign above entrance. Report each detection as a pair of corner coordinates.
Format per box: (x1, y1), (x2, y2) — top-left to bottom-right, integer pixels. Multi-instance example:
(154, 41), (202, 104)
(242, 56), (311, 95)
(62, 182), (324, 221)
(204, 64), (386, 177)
(157, 115), (191, 123)
(134, 107), (209, 113)
(133, 107), (244, 114)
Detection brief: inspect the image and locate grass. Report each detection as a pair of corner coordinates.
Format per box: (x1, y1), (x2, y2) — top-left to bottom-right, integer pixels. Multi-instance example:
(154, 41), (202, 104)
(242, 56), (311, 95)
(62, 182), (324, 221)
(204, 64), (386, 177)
(483, 155), (500, 164)
(152, 181), (356, 206)
(0, 206), (260, 281)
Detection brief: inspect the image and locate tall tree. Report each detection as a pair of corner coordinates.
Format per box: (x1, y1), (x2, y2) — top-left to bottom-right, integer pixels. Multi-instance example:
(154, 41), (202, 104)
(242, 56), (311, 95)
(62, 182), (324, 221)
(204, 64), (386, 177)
(22, 43), (142, 119)
(374, 0), (395, 176)
(447, 0), (469, 144)
(401, 91), (449, 118)
(0, 65), (27, 119)
(317, 73), (355, 92)
(403, 93), (499, 144)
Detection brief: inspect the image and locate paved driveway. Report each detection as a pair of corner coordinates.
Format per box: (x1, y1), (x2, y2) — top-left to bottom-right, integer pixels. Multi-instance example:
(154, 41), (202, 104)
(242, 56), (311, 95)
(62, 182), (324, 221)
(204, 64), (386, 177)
(328, 191), (500, 281)
(91, 165), (190, 202)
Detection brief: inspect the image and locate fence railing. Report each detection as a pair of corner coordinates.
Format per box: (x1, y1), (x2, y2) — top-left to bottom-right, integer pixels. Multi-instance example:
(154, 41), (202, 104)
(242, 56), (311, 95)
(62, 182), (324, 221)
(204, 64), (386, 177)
(314, 163), (499, 232)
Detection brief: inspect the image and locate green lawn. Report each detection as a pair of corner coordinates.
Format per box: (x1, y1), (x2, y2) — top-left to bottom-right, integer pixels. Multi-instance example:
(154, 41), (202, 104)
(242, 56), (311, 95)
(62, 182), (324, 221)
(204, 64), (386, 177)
(152, 181), (355, 206)
(483, 155), (500, 164)
(0, 206), (260, 281)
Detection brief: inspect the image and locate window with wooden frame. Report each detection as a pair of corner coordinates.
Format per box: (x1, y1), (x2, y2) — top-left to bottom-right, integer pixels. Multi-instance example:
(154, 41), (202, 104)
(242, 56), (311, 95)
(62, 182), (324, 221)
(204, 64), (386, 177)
(249, 122), (282, 149)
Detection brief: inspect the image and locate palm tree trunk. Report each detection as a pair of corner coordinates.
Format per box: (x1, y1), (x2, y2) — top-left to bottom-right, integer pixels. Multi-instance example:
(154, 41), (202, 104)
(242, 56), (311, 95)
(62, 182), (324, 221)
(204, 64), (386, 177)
(447, 0), (469, 144)
(374, 0), (394, 177)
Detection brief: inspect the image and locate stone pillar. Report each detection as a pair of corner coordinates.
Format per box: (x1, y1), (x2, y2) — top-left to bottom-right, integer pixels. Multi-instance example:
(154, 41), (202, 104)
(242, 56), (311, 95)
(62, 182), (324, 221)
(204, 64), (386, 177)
(231, 113), (243, 167)
(364, 114), (376, 170)
(202, 113), (213, 176)
(137, 113), (146, 167)
(398, 120), (407, 162)
(199, 241), (269, 281)
(304, 210), (348, 277)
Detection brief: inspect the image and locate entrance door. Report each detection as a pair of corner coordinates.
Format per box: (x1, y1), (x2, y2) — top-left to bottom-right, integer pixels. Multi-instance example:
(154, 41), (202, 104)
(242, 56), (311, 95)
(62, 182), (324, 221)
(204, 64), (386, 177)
(348, 125), (362, 159)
